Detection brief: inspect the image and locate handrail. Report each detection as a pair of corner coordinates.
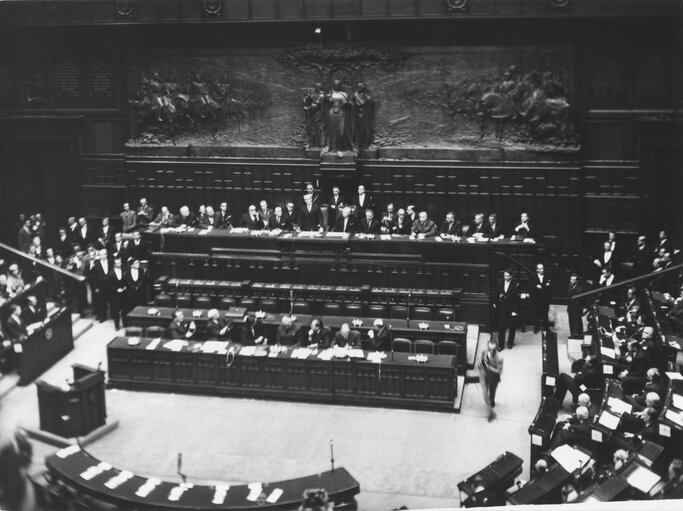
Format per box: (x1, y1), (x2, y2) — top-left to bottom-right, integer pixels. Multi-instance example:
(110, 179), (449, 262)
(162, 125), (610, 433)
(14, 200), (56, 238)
(0, 241), (86, 283)
(493, 251), (536, 278)
(570, 263), (683, 302)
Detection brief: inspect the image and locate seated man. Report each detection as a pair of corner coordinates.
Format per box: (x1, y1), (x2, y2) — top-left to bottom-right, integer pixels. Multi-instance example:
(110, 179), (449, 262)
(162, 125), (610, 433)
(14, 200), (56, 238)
(240, 205), (261, 230)
(242, 315), (266, 345)
(367, 318), (391, 351)
(6, 264), (25, 297)
(153, 206), (175, 227)
(487, 213), (504, 239)
(300, 318), (332, 349)
(258, 200), (273, 222)
(618, 392), (661, 437)
(5, 304), (28, 343)
(333, 206), (356, 234)
(199, 205), (218, 229)
(618, 326), (657, 394)
(380, 203), (397, 234)
(270, 206), (292, 231)
(358, 209), (381, 235)
(206, 309), (231, 340)
(216, 202), (232, 229)
(275, 315), (299, 345)
(554, 355), (603, 405)
(512, 212), (534, 239)
(549, 405), (592, 450)
(332, 323), (361, 348)
(136, 197), (154, 228)
(167, 309), (196, 339)
(577, 392), (600, 420)
(22, 296), (45, 326)
(391, 208), (412, 235)
(411, 211), (437, 238)
(173, 206), (198, 228)
(440, 211), (461, 238)
(468, 213), (488, 238)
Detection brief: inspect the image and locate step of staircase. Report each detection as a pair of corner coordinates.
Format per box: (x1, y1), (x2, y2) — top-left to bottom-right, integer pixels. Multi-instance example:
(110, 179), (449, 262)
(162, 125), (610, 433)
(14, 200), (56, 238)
(72, 314), (95, 341)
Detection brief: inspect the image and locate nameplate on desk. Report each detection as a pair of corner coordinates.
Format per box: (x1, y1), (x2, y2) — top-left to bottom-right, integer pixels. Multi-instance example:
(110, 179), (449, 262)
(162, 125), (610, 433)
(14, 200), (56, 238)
(146, 339), (161, 350)
(266, 488), (284, 503)
(531, 433), (542, 446)
(659, 423), (672, 437)
(600, 346), (616, 359)
(135, 478), (161, 498)
(591, 429), (603, 443)
(246, 483), (263, 502)
(212, 484), (230, 504)
(105, 470), (134, 489)
(56, 445), (81, 459)
(603, 364), (614, 375)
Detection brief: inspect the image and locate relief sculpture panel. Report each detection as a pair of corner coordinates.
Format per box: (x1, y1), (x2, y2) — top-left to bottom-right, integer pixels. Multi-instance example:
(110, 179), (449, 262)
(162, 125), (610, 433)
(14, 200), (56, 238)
(127, 45), (578, 152)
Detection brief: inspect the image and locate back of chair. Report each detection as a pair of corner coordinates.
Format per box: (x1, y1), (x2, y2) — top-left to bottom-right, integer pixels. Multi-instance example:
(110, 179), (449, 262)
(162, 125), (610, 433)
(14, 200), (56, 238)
(436, 308), (456, 322)
(414, 339), (435, 354)
(368, 304), (388, 318)
(437, 340), (458, 356)
(125, 326), (142, 337)
(260, 299), (278, 313)
(240, 297), (258, 311)
(218, 297), (236, 310)
(194, 295), (212, 309)
(392, 337), (412, 353)
(390, 305), (409, 319)
(412, 306), (433, 321)
(292, 301), (310, 314)
(175, 294), (193, 308)
(154, 294), (172, 307)
(145, 325), (165, 339)
(344, 303), (363, 317)
(322, 303), (341, 316)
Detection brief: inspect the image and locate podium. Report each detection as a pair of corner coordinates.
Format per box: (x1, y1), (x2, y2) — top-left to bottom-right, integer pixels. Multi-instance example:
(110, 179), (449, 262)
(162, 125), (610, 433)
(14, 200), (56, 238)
(36, 364), (107, 438)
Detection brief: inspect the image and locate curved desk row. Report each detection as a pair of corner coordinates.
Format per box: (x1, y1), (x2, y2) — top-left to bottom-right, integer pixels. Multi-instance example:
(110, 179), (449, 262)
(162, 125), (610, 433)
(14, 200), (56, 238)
(46, 446), (360, 510)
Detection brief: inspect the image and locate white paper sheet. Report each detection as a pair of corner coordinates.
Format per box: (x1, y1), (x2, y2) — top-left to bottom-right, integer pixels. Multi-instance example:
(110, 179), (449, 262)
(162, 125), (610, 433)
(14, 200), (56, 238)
(56, 445), (81, 459)
(607, 397), (633, 415)
(665, 409), (683, 427)
(266, 488), (284, 503)
(625, 465), (660, 494)
(551, 444), (592, 473)
(600, 346), (616, 358)
(598, 411), (621, 430)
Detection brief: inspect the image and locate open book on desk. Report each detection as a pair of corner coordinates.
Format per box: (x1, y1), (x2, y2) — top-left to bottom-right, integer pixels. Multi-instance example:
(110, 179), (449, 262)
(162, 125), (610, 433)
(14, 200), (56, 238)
(551, 444), (593, 474)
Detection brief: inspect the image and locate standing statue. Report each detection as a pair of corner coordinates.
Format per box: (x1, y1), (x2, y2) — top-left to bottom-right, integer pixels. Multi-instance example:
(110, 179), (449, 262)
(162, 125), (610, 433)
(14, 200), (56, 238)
(303, 83), (326, 148)
(352, 82), (374, 151)
(324, 79), (353, 155)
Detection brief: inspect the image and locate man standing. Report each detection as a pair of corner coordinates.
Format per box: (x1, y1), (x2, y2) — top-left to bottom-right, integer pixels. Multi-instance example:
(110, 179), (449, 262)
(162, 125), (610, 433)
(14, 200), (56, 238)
(411, 211), (437, 238)
(495, 269), (519, 350)
(108, 257), (127, 331)
(353, 185), (374, 214)
(93, 248), (111, 322)
(136, 198), (154, 228)
(477, 339), (504, 422)
(17, 219), (32, 253)
(125, 258), (147, 308)
(567, 273), (585, 339)
(333, 206), (356, 234)
(297, 194), (323, 232)
(120, 203), (137, 233)
(531, 263), (551, 334)
(327, 186), (344, 221)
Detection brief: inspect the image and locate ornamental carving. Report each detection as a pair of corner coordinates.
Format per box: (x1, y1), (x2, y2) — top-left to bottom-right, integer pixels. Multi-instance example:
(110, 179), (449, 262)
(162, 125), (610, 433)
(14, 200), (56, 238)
(203, 0), (223, 17)
(446, 0), (468, 12)
(115, 0), (134, 19)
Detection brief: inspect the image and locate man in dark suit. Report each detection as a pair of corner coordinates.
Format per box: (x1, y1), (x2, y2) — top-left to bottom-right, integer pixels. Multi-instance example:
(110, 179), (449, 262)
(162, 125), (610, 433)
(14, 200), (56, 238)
(487, 213), (504, 239)
(270, 206), (292, 231)
(303, 183), (320, 206)
(353, 185), (374, 214)
(108, 257), (127, 330)
(593, 241), (617, 279)
(392, 208), (412, 235)
(216, 202), (232, 229)
(495, 268), (520, 350)
(275, 315), (300, 345)
(136, 197), (154, 228)
(4, 304), (28, 342)
(333, 206), (356, 234)
(567, 273), (586, 338)
(332, 323), (361, 348)
(22, 295), (45, 325)
(297, 194), (323, 232)
(327, 186), (344, 221)
(92, 248), (111, 322)
(125, 258), (147, 308)
(240, 205), (261, 230)
(66, 216), (79, 243)
(17, 219), (33, 253)
(173, 206), (198, 228)
(468, 213), (489, 237)
(380, 203), (398, 234)
(128, 231), (149, 261)
(632, 235), (653, 276)
(56, 227), (73, 259)
(411, 211), (437, 238)
(108, 232), (129, 263)
(368, 319), (391, 351)
(167, 309), (196, 339)
(358, 209), (381, 235)
(206, 308), (232, 340)
(440, 211), (461, 237)
(97, 217), (114, 248)
(199, 205), (218, 229)
(512, 212), (534, 239)
(76, 217), (96, 246)
(258, 200), (273, 223)
(549, 405), (592, 450)
(152, 206), (175, 227)
(531, 263), (552, 334)
(300, 318), (332, 349)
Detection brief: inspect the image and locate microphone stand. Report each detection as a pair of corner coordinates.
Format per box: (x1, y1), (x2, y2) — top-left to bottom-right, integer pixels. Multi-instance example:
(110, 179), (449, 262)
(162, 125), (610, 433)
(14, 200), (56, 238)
(177, 452), (187, 484)
(406, 290), (411, 329)
(289, 289), (294, 317)
(330, 440), (335, 472)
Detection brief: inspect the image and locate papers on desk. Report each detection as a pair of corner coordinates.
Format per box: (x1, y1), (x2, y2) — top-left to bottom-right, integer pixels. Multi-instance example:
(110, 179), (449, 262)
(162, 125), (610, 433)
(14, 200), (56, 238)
(268, 228), (282, 237)
(240, 346), (256, 357)
(266, 488), (284, 503)
(672, 393), (683, 410)
(298, 231), (321, 238)
(127, 337), (141, 346)
(290, 348), (312, 359)
(163, 340), (188, 352)
(551, 444), (592, 474)
(168, 483), (192, 502)
(665, 408), (683, 427)
(27, 321), (43, 335)
(326, 231), (349, 239)
(380, 234), (391, 240)
(367, 352), (387, 363)
(625, 465), (660, 494)
(607, 397), (633, 415)
(317, 349), (334, 361)
(666, 371), (683, 381)
(146, 338), (161, 350)
(598, 410), (621, 430)
(198, 229), (209, 235)
(246, 483), (263, 502)
(434, 236), (443, 242)
(105, 470), (134, 489)
(56, 444), (81, 459)
(212, 484), (230, 505)
(135, 478), (161, 498)
(600, 346), (616, 359)
(13, 343), (22, 353)
(201, 341), (229, 354)
(348, 349), (365, 359)
(231, 228), (249, 233)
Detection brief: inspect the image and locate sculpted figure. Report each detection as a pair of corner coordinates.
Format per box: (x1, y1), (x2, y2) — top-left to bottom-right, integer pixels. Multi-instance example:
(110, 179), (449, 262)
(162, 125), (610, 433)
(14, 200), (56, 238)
(352, 82), (374, 150)
(303, 82), (326, 148)
(324, 79), (353, 155)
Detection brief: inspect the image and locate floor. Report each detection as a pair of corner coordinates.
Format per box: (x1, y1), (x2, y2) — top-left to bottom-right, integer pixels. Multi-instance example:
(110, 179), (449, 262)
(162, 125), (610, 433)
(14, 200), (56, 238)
(0, 307), (572, 510)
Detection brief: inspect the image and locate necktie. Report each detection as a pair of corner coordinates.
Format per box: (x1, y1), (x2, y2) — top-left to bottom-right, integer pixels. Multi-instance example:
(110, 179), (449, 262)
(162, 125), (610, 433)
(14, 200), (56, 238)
(344, 219), (348, 232)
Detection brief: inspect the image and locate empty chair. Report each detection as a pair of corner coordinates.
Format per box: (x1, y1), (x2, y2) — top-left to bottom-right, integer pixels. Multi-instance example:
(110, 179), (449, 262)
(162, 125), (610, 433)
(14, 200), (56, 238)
(367, 304), (387, 318)
(124, 326), (142, 337)
(175, 294), (193, 308)
(390, 305), (409, 319)
(194, 295), (212, 309)
(412, 306), (433, 321)
(343, 303), (363, 317)
(218, 297), (236, 310)
(437, 340), (458, 356)
(259, 299), (278, 313)
(414, 339), (435, 354)
(392, 337), (412, 353)
(322, 303), (341, 316)
(292, 301), (310, 314)
(240, 297), (258, 311)
(145, 325), (165, 339)
(154, 294), (173, 307)
(436, 308), (456, 322)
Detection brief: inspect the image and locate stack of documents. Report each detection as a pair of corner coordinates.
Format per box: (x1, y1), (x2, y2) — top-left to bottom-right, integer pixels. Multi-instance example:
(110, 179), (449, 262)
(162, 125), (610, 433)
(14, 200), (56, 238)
(163, 340), (187, 352)
(551, 444), (592, 473)
(291, 348), (312, 359)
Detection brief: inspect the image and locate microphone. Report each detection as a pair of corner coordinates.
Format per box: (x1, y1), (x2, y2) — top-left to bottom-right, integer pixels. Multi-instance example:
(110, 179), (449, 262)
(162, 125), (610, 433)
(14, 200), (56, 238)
(406, 291), (411, 328)
(177, 452), (186, 484)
